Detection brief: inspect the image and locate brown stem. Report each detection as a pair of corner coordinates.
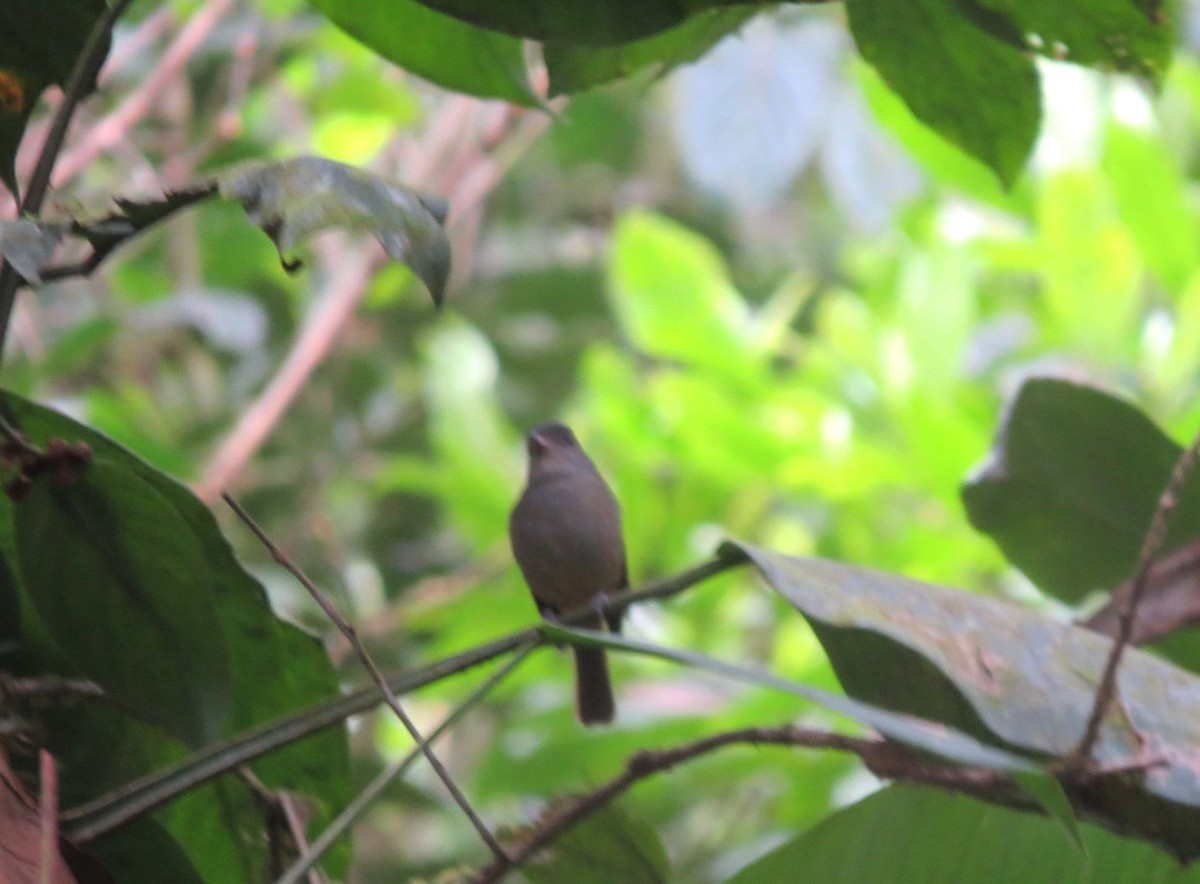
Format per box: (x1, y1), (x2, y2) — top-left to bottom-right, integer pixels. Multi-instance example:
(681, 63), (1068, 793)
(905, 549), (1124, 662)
(471, 725), (1016, 882)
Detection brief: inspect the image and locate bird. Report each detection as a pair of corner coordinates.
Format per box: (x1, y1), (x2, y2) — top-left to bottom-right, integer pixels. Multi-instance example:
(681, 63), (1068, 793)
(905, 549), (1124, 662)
(508, 422), (628, 725)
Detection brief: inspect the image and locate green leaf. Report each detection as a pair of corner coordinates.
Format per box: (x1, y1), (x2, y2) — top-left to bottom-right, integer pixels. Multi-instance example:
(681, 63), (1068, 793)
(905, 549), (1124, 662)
(730, 542), (1200, 859)
(0, 391), (351, 875)
(0, 0), (110, 197)
(523, 804), (670, 883)
(1012, 771), (1084, 854)
(844, 0), (1040, 186)
(961, 378), (1200, 602)
(544, 8), (755, 95)
(216, 156), (451, 305)
(975, 0), (1171, 82)
(14, 458), (232, 746)
(310, 0), (539, 107)
(725, 784), (1194, 884)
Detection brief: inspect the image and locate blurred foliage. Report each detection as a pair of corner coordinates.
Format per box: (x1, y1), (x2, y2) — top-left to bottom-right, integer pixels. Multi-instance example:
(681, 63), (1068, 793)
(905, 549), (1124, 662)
(3, 0), (1200, 881)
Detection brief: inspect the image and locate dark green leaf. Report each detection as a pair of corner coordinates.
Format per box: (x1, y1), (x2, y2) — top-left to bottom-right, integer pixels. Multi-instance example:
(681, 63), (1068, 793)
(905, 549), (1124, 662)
(975, 0), (1170, 82)
(13, 458), (232, 746)
(217, 156), (451, 305)
(731, 543), (1200, 859)
(725, 784), (1195, 884)
(311, 0), (539, 107)
(0, 391), (351, 874)
(844, 0), (1040, 186)
(89, 817), (205, 884)
(961, 378), (1200, 602)
(545, 8), (755, 95)
(0, 0), (110, 197)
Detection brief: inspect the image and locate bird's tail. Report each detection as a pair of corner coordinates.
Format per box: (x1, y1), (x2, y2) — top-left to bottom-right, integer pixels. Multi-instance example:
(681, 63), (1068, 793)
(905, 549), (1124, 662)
(574, 643), (615, 725)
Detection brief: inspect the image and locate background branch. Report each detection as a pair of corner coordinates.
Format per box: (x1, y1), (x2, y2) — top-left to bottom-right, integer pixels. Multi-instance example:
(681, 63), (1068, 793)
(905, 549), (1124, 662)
(471, 724), (1021, 883)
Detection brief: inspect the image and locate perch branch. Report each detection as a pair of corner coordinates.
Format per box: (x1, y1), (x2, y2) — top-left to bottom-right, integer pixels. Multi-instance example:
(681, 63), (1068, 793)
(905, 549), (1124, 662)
(59, 553), (746, 842)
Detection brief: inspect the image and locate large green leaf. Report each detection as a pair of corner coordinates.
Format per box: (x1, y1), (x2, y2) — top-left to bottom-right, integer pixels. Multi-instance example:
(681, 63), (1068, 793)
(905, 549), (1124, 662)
(0, 0), (110, 197)
(725, 784), (1199, 883)
(844, 0), (1039, 186)
(731, 543), (1200, 858)
(1, 392), (351, 877)
(961, 377), (1200, 602)
(13, 458), (232, 747)
(311, 0), (539, 107)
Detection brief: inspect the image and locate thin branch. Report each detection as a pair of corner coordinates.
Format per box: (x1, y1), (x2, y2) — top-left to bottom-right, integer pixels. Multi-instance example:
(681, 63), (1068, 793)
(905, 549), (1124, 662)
(276, 642), (537, 884)
(60, 554), (745, 843)
(0, 0), (135, 359)
(471, 725), (1018, 883)
(222, 492), (510, 864)
(1071, 426), (1200, 764)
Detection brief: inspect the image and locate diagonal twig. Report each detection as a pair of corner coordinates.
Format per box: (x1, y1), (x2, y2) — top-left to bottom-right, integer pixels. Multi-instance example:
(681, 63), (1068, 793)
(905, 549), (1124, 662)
(276, 642), (536, 884)
(1070, 426), (1200, 765)
(222, 492), (510, 863)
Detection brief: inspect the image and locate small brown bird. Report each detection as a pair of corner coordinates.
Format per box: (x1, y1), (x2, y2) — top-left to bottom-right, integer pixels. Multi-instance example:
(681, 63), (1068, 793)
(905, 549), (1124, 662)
(508, 423), (627, 725)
